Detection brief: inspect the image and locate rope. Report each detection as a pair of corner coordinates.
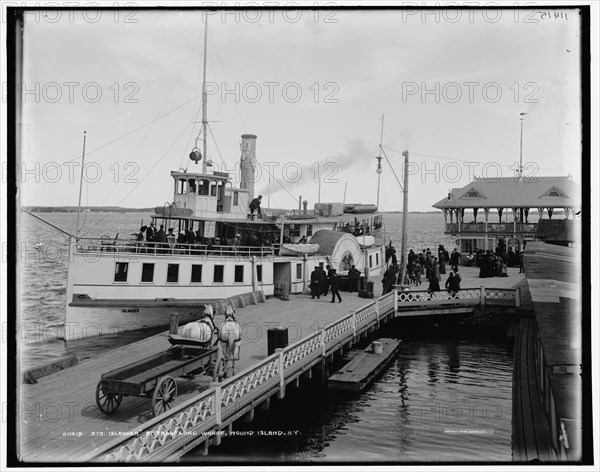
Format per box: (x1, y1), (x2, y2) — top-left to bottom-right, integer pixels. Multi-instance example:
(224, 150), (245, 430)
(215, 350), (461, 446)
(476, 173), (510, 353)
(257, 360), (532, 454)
(21, 209), (75, 238)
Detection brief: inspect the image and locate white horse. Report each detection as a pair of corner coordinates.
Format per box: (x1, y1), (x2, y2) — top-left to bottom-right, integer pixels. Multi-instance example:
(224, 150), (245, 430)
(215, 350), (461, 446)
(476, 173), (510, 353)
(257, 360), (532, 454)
(180, 304), (217, 344)
(218, 306), (241, 377)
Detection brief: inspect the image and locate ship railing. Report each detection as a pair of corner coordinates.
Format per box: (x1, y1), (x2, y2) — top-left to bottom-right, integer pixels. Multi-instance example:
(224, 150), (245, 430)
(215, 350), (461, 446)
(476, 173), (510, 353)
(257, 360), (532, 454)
(74, 237), (276, 258)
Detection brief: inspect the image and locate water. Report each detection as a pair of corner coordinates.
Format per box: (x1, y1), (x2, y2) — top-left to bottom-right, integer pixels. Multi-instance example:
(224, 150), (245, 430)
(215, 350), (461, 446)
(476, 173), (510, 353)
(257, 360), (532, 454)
(187, 334), (513, 464)
(17, 211), (513, 462)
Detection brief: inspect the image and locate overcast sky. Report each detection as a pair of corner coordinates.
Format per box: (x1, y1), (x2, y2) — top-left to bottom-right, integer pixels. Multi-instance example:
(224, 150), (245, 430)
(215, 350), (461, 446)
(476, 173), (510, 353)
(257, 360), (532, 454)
(17, 6), (583, 211)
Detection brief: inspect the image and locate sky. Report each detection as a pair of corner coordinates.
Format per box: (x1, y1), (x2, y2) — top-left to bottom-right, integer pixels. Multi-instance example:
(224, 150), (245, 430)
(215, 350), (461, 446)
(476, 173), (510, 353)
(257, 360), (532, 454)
(15, 5), (585, 212)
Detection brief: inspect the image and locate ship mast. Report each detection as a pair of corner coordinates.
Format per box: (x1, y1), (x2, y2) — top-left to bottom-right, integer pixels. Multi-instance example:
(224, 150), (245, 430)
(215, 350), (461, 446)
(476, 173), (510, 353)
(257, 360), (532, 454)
(201, 21), (208, 174)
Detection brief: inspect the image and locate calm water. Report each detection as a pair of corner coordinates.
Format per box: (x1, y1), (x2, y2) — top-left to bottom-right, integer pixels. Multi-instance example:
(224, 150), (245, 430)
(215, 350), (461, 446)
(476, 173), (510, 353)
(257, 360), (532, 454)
(17, 211), (513, 462)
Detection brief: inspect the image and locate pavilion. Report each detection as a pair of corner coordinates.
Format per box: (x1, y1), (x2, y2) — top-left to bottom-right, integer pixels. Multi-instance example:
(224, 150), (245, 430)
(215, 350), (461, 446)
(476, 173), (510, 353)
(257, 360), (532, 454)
(432, 175), (580, 254)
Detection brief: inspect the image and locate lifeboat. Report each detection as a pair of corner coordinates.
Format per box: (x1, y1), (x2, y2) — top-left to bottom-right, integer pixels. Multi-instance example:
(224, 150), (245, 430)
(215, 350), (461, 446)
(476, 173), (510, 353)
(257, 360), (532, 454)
(279, 243), (320, 256)
(343, 203), (378, 214)
(357, 235), (375, 248)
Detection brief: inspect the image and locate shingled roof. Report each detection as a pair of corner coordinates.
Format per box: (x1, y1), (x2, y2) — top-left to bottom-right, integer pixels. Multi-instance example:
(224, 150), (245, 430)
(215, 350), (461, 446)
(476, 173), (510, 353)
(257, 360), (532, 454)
(432, 176), (580, 209)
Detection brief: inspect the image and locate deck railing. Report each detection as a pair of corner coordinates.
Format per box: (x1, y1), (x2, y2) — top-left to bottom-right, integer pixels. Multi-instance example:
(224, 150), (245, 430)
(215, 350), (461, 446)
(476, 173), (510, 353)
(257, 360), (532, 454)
(89, 285), (520, 462)
(445, 222), (538, 234)
(74, 237), (276, 258)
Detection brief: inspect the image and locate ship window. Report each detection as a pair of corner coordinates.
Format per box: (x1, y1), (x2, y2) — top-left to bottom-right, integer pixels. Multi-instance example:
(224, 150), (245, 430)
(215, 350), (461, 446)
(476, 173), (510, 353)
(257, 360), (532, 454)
(233, 191), (239, 206)
(214, 265), (224, 283)
(210, 182), (217, 197)
(375, 253), (379, 265)
(141, 263), (154, 283)
(369, 255), (373, 268)
(114, 262), (128, 282)
(234, 265), (244, 283)
(167, 264), (179, 283)
(307, 224), (313, 237)
(191, 264), (203, 283)
(296, 263), (302, 279)
(178, 179), (187, 195)
(256, 264), (262, 282)
(188, 179), (197, 195)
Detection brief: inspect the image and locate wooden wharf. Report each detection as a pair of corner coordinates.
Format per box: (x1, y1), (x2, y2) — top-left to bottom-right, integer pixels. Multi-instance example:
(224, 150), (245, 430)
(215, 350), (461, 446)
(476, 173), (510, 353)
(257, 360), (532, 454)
(511, 241), (583, 462)
(18, 266), (524, 463)
(328, 338), (402, 392)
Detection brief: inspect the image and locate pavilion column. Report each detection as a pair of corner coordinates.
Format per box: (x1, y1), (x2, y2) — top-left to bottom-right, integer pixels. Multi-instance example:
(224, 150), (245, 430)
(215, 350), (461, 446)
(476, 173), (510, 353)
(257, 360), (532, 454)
(520, 207), (524, 223)
(473, 208), (478, 224)
(512, 207), (518, 234)
(564, 207), (570, 219)
(443, 209), (448, 223)
(484, 208), (489, 251)
(538, 207), (544, 220)
(497, 208), (503, 223)
(524, 208), (530, 224)
(547, 208), (554, 220)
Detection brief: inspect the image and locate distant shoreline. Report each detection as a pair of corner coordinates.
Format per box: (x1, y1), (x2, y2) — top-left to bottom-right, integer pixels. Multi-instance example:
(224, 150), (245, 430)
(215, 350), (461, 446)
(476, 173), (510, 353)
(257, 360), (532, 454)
(23, 206), (443, 214)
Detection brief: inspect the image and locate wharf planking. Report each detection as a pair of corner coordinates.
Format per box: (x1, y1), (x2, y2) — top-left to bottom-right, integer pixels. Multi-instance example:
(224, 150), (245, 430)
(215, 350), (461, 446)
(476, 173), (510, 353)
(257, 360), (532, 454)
(512, 318), (555, 462)
(328, 338), (401, 392)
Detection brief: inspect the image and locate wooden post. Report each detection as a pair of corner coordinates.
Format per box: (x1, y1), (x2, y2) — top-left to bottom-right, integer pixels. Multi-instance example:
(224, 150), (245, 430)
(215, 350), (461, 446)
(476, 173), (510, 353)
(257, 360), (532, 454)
(515, 287), (521, 308)
(351, 311), (356, 340)
(210, 382), (222, 427)
(276, 348), (285, 399)
(169, 312), (180, 335)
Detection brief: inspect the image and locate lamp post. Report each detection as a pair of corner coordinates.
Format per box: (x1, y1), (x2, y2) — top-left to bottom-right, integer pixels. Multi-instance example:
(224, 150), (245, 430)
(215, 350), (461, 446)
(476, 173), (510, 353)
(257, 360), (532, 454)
(519, 112), (527, 180)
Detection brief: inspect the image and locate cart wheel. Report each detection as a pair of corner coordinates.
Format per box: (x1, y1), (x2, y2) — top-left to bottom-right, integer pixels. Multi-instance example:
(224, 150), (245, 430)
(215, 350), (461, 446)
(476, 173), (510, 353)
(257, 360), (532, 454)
(152, 376), (177, 417)
(95, 380), (122, 414)
(213, 358), (227, 382)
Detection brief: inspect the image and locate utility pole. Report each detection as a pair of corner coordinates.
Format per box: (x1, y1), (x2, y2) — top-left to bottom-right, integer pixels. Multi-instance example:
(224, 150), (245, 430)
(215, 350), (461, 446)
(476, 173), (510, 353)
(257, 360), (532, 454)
(400, 150), (409, 287)
(519, 112), (527, 181)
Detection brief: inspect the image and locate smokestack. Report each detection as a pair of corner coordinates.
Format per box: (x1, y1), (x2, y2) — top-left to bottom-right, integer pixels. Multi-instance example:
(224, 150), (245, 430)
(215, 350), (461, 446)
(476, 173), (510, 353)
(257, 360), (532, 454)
(240, 134), (257, 201)
(298, 195), (302, 211)
(303, 200), (308, 215)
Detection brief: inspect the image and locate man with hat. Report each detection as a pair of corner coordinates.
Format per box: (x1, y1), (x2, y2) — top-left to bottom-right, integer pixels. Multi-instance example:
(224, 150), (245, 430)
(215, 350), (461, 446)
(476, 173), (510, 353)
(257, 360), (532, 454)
(249, 195), (263, 216)
(329, 269), (342, 303)
(310, 266), (323, 299)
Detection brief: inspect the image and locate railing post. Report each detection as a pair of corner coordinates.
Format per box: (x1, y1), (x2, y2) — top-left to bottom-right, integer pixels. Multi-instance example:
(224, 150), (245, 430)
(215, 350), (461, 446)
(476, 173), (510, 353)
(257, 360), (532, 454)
(210, 382), (222, 427)
(394, 289), (398, 315)
(351, 311), (356, 340)
(480, 285), (486, 307)
(515, 287), (521, 308)
(375, 299), (380, 325)
(276, 348), (285, 399)
(321, 328), (326, 357)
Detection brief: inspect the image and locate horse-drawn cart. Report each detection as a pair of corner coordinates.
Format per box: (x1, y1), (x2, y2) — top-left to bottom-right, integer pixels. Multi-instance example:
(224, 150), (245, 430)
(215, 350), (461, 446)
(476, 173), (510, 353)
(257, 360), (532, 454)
(95, 336), (226, 416)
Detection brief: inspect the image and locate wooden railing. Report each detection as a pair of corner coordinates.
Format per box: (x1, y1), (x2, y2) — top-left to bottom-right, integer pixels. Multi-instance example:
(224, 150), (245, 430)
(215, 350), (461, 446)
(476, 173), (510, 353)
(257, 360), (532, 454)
(86, 286), (519, 462)
(74, 237), (276, 258)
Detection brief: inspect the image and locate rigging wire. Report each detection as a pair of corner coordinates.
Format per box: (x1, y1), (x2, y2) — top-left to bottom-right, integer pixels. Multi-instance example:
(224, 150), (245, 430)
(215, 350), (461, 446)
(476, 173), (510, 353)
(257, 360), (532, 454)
(79, 123), (193, 237)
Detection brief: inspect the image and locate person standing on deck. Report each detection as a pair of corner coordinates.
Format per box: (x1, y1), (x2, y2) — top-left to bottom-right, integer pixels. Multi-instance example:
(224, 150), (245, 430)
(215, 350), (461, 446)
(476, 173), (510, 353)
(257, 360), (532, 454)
(146, 222), (156, 252)
(329, 269), (342, 303)
(428, 272), (441, 295)
(438, 246), (447, 275)
(310, 266), (323, 299)
(519, 250), (525, 273)
(318, 266), (328, 296)
(450, 248), (460, 272)
(156, 225), (167, 254)
(325, 265), (335, 296)
(249, 195), (263, 216)
(348, 265), (361, 293)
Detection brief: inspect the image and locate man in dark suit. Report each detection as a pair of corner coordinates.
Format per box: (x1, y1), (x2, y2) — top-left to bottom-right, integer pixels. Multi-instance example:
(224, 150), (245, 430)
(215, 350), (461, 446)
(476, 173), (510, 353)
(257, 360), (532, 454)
(348, 265), (361, 293)
(249, 195), (263, 215)
(310, 266), (323, 299)
(329, 269), (342, 303)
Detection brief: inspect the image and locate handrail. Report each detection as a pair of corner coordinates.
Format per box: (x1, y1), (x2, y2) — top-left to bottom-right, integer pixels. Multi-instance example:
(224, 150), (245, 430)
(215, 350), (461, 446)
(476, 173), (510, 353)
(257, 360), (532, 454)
(74, 239), (276, 258)
(88, 286), (517, 462)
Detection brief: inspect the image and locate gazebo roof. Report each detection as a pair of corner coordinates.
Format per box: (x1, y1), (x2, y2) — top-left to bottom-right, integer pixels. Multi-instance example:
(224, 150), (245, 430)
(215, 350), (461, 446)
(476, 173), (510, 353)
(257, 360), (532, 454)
(432, 176), (580, 209)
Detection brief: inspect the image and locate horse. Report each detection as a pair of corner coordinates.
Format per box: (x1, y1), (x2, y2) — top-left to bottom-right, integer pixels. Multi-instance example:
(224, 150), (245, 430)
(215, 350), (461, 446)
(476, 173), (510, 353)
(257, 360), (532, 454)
(218, 306), (241, 377)
(180, 304), (217, 345)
